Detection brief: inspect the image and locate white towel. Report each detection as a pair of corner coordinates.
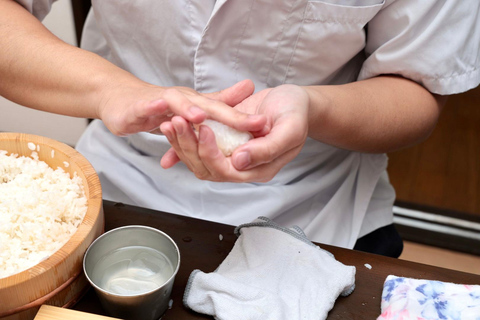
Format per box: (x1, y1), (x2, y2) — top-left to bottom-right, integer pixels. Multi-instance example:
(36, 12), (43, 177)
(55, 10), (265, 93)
(183, 217), (356, 320)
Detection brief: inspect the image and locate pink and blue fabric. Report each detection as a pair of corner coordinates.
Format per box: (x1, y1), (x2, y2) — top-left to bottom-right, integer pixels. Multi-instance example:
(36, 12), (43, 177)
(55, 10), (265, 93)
(377, 275), (480, 320)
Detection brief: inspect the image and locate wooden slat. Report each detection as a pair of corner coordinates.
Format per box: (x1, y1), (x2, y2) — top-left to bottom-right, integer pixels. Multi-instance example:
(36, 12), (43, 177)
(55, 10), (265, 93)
(34, 305), (119, 320)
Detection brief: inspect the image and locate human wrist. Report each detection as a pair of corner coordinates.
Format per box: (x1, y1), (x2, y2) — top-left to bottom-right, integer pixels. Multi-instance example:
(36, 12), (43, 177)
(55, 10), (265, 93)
(300, 85), (333, 138)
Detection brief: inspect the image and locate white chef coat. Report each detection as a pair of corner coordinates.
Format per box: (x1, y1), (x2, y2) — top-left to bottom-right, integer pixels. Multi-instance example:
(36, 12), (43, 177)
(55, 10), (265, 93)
(17, 0), (480, 248)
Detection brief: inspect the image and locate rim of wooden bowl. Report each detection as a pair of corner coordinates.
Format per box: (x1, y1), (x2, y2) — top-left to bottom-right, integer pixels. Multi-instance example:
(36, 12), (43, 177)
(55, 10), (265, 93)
(0, 132), (104, 313)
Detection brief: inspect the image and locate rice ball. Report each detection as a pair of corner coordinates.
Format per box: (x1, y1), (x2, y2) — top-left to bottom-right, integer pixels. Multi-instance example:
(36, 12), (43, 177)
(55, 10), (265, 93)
(195, 119), (253, 156)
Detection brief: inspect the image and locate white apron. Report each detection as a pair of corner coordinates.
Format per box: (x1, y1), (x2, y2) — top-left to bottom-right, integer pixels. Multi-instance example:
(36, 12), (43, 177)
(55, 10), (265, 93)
(16, 0), (480, 248)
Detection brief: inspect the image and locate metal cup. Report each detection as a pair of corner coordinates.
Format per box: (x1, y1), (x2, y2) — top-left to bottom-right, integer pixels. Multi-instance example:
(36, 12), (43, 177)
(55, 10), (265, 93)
(83, 225), (180, 320)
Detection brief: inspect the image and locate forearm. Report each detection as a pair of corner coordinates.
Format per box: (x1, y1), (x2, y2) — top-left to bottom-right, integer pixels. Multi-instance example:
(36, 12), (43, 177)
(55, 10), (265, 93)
(0, 0), (142, 119)
(303, 75), (446, 153)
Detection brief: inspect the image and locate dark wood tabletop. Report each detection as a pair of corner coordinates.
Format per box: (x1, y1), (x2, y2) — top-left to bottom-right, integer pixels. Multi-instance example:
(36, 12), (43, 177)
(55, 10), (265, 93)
(73, 200), (480, 319)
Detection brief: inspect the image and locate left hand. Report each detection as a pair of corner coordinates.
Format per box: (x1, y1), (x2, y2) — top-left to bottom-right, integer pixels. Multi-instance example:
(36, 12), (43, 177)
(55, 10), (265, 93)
(160, 84), (310, 183)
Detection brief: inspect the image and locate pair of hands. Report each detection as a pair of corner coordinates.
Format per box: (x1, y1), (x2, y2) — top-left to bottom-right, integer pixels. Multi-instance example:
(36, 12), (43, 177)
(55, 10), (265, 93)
(98, 79), (310, 183)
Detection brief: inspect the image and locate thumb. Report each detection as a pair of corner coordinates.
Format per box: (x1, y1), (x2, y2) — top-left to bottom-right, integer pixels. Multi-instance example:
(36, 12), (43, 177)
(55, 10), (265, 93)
(206, 79), (255, 106)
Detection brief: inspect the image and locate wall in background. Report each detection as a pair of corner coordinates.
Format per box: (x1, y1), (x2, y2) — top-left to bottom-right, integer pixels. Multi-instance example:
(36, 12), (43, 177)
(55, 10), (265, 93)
(0, 0), (88, 146)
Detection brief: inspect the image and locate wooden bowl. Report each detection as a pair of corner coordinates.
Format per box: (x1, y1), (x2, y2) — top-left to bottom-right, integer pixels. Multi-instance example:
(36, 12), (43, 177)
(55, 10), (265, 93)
(0, 133), (104, 320)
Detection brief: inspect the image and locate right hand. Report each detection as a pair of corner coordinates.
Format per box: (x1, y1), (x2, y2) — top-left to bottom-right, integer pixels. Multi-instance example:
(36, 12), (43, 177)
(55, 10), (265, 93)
(97, 79), (267, 137)
(159, 84), (310, 182)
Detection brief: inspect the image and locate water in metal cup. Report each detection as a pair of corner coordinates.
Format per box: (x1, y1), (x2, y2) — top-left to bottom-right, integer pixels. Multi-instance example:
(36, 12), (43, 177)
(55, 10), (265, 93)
(84, 225), (180, 320)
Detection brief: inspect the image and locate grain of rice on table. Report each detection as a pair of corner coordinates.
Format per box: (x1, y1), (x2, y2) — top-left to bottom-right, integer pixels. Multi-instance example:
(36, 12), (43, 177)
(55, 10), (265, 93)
(0, 150), (88, 278)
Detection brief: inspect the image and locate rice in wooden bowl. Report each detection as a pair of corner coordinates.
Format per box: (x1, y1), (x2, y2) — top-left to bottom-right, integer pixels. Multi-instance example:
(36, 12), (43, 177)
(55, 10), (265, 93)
(0, 132), (103, 320)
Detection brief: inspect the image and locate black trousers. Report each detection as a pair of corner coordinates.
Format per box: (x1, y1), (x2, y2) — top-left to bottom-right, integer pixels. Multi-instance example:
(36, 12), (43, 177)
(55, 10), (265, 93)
(353, 224), (404, 258)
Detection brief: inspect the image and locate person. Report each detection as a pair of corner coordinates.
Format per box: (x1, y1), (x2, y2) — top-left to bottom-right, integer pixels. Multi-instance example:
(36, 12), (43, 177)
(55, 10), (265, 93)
(1, 0), (479, 257)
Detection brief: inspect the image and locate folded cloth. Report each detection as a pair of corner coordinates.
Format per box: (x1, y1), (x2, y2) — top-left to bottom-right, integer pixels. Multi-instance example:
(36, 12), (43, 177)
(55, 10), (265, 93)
(183, 216), (356, 320)
(377, 275), (480, 320)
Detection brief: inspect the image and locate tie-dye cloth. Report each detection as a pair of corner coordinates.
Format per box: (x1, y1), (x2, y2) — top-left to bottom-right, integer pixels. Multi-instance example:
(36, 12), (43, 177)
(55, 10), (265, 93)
(377, 275), (480, 320)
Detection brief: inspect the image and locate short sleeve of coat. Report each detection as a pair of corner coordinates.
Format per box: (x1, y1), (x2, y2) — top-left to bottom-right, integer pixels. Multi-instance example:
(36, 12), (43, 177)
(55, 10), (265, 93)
(13, 0), (56, 21)
(359, 0), (480, 95)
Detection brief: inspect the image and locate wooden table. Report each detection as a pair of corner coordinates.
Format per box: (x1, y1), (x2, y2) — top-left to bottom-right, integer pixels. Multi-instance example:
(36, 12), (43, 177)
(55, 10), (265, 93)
(73, 201), (480, 319)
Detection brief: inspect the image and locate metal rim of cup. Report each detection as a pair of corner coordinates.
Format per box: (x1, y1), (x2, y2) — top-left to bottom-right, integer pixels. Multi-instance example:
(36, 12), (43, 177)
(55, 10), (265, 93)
(83, 225), (181, 297)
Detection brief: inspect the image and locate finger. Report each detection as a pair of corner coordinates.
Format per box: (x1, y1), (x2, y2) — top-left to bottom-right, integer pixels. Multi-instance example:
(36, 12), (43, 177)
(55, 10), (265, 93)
(196, 125), (235, 181)
(161, 88), (207, 124)
(235, 147), (301, 182)
(205, 79), (255, 106)
(196, 124), (279, 182)
(171, 116), (212, 179)
(197, 124), (298, 182)
(160, 148), (181, 169)
(133, 99), (169, 119)
(209, 103), (266, 132)
(167, 121), (297, 183)
(160, 121), (192, 169)
(196, 98), (267, 133)
(163, 86), (266, 133)
(164, 120), (247, 181)
(231, 118), (306, 170)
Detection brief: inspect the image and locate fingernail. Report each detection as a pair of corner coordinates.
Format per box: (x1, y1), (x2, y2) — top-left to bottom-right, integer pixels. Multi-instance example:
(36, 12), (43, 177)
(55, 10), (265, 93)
(234, 151), (250, 170)
(188, 106), (205, 117)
